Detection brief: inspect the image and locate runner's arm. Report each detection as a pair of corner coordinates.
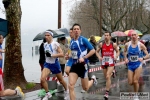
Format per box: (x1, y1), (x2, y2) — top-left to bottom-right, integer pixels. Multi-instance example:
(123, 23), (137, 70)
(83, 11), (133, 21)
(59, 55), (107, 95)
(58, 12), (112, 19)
(141, 43), (150, 60)
(0, 49), (5, 53)
(0, 54), (2, 60)
(123, 43), (128, 60)
(96, 43), (102, 60)
(84, 49), (95, 59)
(83, 38), (95, 59)
(113, 43), (119, 59)
(51, 43), (64, 58)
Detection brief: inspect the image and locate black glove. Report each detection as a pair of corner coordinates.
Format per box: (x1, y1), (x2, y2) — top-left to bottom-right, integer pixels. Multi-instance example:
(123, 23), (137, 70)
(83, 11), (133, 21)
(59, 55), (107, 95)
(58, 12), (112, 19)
(45, 50), (51, 57)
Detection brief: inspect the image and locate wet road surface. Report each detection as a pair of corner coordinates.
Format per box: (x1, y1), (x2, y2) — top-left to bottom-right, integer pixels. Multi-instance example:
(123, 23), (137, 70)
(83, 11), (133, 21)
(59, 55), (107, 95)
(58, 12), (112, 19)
(1, 62), (150, 100)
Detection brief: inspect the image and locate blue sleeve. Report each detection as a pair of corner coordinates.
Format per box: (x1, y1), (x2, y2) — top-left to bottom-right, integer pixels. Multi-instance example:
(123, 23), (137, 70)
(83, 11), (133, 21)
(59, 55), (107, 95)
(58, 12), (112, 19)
(82, 37), (94, 50)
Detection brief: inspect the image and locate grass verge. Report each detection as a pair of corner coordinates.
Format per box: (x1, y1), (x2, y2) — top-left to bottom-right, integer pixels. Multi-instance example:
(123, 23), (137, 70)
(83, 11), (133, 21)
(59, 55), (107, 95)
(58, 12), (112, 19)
(26, 82), (36, 89)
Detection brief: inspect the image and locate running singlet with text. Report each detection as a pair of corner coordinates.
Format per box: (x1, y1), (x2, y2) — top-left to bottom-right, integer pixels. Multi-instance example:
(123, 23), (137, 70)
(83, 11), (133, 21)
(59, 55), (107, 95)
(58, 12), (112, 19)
(44, 41), (59, 64)
(70, 36), (93, 64)
(127, 41), (141, 63)
(101, 42), (114, 65)
(0, 45), (2, 68)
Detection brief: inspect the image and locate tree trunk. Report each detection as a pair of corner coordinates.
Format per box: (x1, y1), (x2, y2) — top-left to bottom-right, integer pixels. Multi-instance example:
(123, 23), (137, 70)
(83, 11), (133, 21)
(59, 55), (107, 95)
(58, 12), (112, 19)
(3, 0), (27, 89)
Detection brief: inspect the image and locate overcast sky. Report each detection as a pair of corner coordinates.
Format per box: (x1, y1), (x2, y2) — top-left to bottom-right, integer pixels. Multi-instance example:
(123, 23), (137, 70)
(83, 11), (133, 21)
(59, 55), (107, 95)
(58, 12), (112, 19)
(0, 0), (80, 37)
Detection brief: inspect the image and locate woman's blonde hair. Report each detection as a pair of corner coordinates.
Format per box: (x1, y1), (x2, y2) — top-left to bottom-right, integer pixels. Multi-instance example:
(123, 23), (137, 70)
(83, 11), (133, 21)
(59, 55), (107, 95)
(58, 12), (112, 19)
(90, 35), (95, 41)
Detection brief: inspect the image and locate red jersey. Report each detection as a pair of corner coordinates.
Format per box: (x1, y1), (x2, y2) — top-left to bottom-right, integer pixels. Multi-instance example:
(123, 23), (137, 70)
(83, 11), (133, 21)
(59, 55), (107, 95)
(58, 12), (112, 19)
(101, 42), (114, 66)
(101, 42), (114, 58)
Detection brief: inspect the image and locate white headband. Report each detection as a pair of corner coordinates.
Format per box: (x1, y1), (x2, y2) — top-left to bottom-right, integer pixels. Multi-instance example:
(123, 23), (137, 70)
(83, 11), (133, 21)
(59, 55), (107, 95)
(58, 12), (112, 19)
(45, 31), (53, 36)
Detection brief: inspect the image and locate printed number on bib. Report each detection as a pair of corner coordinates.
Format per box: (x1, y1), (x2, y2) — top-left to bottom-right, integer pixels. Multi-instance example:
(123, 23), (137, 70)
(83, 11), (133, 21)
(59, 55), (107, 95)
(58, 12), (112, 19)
(130, 55), (138, 62)
(103, 56), (111, 62)
(71, 50), (78, 59)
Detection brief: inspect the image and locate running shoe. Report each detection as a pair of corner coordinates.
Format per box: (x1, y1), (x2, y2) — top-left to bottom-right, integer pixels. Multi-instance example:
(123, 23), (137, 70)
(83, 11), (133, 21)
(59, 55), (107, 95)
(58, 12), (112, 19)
(104, 93), (109, 100)
(15, 86), (24, 100)
(81, 89), (86, 93)
(64, 90), (69, 100)
(133, 95), (139, 100)
(91, 75), (98, 86)
(42, 92), (52, 100)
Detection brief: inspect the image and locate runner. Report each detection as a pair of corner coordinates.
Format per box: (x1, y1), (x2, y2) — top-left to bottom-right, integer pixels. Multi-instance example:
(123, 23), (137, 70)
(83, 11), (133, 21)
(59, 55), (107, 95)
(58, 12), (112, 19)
(40, 31), (68, 100)
(0, 86), (24, 99)
(96, 31), (119, 99)
(119, 40), (125, 62)
(65, 28), (73, 76)
(0, 34), (24, 99)
(124, 31), (149, 100)
(68, 23), (97, 100)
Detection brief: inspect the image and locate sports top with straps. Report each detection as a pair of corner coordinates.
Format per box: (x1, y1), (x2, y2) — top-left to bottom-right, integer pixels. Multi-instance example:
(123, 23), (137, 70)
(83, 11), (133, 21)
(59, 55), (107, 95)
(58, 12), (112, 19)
(44, 41), (59, 64)
(101, 42), (114, 65)
(127, 41), (141, 63)
(0, 45), (2, 68)
(70, 36), (93, 64)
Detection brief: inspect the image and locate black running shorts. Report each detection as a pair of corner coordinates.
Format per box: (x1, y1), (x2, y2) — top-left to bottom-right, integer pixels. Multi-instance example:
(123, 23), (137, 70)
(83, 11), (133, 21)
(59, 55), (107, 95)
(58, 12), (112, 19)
(69, 63), (88, 78)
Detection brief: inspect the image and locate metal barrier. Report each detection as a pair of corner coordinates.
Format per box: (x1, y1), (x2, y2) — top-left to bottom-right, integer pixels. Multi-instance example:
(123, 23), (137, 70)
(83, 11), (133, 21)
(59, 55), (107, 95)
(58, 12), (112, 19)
(47, 74), (57, 90)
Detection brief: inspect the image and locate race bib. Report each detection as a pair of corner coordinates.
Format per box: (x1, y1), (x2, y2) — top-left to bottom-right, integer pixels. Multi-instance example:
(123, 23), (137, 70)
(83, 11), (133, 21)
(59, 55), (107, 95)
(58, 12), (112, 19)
(130, 55), (138, 62)
(103, 56), (111, 62)
(71, 50), (78, 59)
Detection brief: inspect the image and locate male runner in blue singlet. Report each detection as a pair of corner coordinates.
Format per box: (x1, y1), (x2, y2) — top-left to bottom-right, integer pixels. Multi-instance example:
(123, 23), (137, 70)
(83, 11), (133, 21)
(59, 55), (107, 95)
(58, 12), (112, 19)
(124, 31), (149, 100)
(68, 23), (97, 100)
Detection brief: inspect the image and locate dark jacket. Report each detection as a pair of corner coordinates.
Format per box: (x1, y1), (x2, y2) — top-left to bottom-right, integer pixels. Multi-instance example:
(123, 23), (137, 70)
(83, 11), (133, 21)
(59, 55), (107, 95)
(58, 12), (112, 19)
(39, 42), (45, 64)
(88, 41), (99, 63)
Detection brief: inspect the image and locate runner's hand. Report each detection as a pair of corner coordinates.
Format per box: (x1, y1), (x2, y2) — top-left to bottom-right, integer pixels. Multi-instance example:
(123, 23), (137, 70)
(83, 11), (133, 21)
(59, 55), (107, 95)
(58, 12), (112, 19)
(98, 57), (103, 61)
(79, 57), (84, 63)
(45, 50), (51, 57)
(138, 58), (143, 62)
(114, 57), (117, 61)
(125, 58), (129, 64)
(65, 53), (69, 60)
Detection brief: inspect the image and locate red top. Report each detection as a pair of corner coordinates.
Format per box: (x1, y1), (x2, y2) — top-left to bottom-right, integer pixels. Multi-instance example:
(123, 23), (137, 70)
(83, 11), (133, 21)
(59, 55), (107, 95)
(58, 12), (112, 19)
(101, 42), (114, 58)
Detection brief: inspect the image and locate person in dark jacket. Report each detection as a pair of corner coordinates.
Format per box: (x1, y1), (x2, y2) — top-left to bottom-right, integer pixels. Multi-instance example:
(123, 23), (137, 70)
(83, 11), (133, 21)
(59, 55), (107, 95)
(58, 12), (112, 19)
(39, 38), (46, 71)
(88, 35), (99, 64)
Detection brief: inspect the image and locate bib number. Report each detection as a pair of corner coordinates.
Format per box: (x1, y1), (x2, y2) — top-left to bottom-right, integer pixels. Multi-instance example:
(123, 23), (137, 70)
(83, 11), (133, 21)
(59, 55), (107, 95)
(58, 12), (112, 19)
(103, 56), (111, 62)
(130, 56), (138, 62)
(71, 50), (78, 59)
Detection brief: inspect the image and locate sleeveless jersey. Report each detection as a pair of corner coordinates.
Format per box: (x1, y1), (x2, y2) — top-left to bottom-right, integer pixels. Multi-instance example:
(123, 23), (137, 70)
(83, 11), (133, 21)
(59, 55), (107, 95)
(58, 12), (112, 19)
(101, 42), (114, 65)
(127, 41), (141, 64)
(70, 36), (93, 64)
(44, 41), (59, 64)
(0, 45), (2, 68)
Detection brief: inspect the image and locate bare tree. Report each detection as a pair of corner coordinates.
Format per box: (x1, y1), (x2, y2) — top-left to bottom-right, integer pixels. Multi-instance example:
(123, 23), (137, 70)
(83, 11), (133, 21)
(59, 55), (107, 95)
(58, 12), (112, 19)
(69, 0), (150, 37)
(2, 0), (27, 89)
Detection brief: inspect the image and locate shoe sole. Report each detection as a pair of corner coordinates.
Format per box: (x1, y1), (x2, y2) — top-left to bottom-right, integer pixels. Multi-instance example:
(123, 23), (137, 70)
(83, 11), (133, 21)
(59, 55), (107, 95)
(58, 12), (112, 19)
(16, 86), (25, 100)
(104, 96), (108, 100)
(16, 86), (23, 92)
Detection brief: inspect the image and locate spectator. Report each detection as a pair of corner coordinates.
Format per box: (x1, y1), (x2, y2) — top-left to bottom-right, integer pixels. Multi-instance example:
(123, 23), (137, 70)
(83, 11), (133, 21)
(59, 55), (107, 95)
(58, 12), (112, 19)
(39, 38), (46, 71)
(59, 37), (68, 75)
(111, 38), (120, 61)
(88, 35), (99, 64)
(39, 38), (46, 89)
(119, 40), (125, 62)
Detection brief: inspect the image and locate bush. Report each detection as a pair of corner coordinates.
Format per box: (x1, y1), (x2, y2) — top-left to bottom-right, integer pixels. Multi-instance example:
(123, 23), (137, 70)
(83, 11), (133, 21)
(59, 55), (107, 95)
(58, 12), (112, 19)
(26, 82), (36, 89)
